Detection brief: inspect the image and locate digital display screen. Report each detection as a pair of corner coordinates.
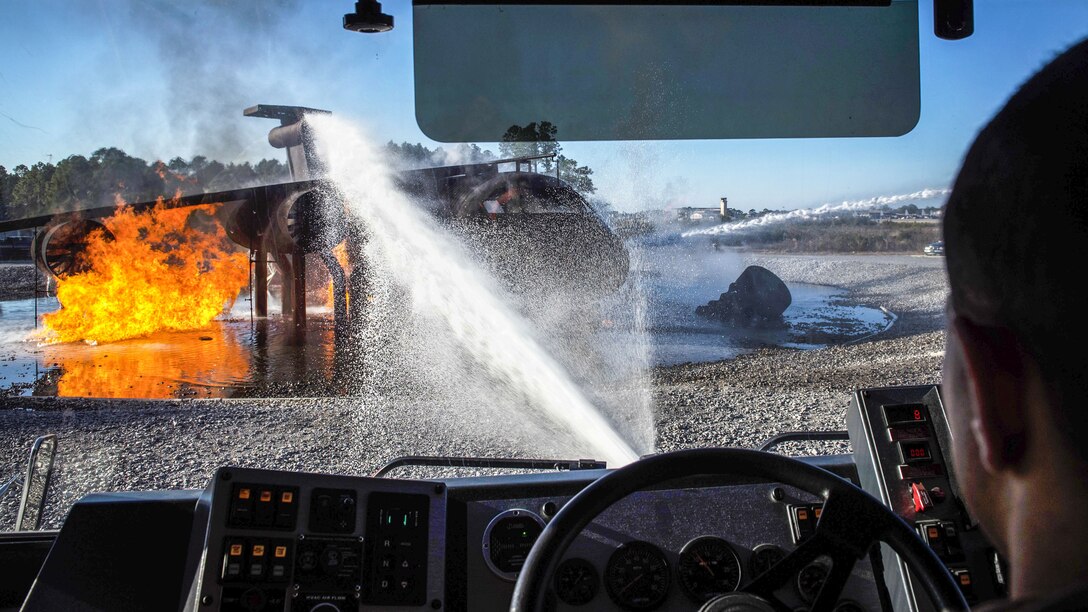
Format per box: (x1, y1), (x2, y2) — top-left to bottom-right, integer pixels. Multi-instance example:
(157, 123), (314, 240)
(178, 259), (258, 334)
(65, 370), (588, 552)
(883, 403), (928, 426)
(899, 441), (933, 465)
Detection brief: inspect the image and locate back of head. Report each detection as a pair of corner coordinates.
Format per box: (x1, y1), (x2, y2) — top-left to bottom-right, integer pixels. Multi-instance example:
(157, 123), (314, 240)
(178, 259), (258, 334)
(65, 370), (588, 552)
(943, 37), (1088, 460)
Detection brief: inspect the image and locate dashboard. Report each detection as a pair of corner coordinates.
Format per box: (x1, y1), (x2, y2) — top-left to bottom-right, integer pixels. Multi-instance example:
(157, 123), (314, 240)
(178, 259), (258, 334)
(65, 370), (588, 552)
(8, 385), (1006, 611)
(458, 473), (881, 611)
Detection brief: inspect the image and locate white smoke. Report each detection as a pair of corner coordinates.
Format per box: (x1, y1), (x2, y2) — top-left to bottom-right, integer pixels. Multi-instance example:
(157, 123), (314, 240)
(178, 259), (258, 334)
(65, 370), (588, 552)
(384, 142), (502, 172)
(683, 188), (951, 237)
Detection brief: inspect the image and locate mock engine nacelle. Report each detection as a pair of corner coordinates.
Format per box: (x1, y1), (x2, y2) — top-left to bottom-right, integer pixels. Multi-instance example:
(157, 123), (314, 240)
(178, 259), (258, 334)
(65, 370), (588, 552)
(32, 219), (114, 279)
(216, 185), (347, 256)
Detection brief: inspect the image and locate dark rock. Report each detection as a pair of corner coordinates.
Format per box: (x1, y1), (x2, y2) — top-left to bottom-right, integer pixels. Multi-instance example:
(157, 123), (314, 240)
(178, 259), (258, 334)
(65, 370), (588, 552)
(696, 265), (792, 325)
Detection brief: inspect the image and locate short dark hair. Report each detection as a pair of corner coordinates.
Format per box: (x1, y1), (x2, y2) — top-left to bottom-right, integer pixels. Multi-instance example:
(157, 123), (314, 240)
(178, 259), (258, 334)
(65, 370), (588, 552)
(943, 37), (1088, 460)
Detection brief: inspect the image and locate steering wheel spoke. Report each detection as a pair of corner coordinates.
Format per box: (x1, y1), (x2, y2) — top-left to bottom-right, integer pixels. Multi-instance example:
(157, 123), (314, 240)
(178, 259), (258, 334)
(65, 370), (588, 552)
(745, 489), (885, 604)
(809, 549), (860, 610)
(815, 488), (894, 557)
(743, 533), (826, 596)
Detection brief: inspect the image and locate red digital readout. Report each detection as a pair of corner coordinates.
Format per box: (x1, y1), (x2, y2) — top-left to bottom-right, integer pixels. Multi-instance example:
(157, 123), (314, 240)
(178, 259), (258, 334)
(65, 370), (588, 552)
(883, 403), (929, 426)
(900, 442), (934, 464)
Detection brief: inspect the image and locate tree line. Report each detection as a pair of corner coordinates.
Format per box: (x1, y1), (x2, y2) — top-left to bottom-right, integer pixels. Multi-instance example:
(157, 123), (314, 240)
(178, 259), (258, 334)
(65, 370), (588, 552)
(1, 129), (597, 223)
(0, 149), (291, 221)
(385, 121), (597, 196)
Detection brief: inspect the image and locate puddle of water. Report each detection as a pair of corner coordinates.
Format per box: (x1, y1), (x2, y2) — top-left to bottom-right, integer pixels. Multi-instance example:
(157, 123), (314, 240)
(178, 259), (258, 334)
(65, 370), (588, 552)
(0, 245), (890, 397)
(615, 244), (891, 365)
(0, 294), (342, 399)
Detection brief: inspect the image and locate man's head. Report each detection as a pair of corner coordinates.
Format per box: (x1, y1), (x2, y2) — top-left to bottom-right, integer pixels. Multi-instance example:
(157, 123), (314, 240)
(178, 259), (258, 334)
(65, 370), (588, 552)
(942, 38), (1088, 553)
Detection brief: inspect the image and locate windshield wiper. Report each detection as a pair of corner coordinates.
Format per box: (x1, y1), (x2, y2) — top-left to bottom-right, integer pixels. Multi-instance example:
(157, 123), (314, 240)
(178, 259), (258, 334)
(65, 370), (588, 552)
(756, 430), (849, 452)
(372, 455), (606, 478)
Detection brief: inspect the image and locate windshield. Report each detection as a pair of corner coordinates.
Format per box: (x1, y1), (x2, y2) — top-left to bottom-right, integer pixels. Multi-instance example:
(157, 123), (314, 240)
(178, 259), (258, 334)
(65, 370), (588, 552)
(0, 1), (1085, 531)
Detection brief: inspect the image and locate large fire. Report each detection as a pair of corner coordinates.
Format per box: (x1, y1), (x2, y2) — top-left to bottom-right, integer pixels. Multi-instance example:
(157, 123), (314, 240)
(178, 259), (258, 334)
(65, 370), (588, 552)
(42, 196), (249, 344)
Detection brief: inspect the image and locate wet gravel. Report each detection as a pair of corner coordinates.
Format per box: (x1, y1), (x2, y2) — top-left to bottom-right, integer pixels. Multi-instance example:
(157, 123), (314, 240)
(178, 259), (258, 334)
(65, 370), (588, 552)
(0, 263), (37, 298)
(0, 252), (949, 530)
(654, 253), (947, 453)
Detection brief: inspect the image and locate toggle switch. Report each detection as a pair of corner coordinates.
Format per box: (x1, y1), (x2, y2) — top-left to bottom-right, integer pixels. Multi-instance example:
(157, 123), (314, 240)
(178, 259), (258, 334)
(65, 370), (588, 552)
(911, 482), (933, 512)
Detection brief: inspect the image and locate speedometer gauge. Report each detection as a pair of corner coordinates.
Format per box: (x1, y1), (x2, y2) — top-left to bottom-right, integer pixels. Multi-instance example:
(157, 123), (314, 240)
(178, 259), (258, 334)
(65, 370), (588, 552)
(604, 541), (671, 611)
(677, 536), (742, 602)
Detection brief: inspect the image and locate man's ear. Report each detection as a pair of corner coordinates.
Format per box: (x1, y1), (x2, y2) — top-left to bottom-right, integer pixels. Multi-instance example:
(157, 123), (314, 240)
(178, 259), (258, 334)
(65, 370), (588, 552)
(948, 316), (1029, 473)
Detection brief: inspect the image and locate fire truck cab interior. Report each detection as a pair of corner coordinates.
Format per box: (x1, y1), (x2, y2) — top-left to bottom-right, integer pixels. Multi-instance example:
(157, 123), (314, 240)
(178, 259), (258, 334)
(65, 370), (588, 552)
(1, 1), (1080, 611)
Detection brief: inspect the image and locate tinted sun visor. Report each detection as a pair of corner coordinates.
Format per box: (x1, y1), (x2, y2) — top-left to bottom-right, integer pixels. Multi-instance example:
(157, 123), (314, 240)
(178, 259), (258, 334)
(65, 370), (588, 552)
(413, 1), (920, 141)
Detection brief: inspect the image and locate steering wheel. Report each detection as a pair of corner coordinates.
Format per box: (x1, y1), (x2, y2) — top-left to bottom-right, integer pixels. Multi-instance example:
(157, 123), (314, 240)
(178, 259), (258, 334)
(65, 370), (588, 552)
(509, 448), (968, 612)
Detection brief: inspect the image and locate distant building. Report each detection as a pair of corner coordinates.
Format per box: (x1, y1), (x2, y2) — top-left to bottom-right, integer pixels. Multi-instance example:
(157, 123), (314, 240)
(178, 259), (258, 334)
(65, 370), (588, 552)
(675, 204), (725, 223)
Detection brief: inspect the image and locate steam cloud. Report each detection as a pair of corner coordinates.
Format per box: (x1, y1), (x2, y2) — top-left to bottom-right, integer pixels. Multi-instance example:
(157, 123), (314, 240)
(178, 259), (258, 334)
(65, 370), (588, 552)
(683, 188), (951, 237)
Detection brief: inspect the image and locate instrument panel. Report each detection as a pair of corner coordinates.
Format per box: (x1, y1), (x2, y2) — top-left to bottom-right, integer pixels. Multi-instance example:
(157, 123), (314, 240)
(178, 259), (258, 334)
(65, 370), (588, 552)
(459, 480), (884, 611)
(849, 385), (1007, 611)
(184, 467), (447, 612)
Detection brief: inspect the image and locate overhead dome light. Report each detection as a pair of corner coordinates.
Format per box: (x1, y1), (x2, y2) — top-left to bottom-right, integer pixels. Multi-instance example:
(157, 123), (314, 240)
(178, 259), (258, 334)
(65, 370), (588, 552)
(343, 0), (394, 34)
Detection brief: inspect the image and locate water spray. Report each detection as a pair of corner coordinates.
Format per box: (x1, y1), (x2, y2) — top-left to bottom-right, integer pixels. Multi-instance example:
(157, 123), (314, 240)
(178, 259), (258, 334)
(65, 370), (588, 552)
(683, 188), (950, 237)
(308, 114), (641, 466)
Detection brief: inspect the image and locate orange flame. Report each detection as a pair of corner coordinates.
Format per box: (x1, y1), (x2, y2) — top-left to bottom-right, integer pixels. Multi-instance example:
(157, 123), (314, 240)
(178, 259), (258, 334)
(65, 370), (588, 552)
(325, 241), (353, 309)
(42, 196), (249, 344)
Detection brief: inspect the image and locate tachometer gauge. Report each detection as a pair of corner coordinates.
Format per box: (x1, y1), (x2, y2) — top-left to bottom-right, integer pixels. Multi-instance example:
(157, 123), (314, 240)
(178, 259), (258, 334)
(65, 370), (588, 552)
(604, 541), (671, 611)
(554, 557), (599, 606)
(677, 536), (742, 602)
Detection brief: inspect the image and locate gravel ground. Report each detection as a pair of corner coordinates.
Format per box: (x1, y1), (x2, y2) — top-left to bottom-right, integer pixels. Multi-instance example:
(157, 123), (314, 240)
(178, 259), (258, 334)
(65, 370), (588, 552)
(0, 252), (949, 530)
(652, 252), (947, 453)
(0, 263), (37, 298)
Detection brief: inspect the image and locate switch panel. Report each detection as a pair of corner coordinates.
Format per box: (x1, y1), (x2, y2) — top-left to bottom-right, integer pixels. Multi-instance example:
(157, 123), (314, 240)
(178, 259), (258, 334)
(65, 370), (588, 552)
(229, 484), (299, 531)
(787, 503), (823, 544)
(186, 467), (446, 611)
(848, 386), (1006, 611)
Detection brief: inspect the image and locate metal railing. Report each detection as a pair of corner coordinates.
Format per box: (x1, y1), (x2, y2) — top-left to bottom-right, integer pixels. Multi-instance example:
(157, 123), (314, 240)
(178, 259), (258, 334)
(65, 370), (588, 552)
(0, 434), (58, 531)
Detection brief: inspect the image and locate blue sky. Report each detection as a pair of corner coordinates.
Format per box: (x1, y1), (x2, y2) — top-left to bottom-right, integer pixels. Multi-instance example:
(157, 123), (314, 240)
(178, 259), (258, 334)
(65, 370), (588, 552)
(1, 1), (1086, 212)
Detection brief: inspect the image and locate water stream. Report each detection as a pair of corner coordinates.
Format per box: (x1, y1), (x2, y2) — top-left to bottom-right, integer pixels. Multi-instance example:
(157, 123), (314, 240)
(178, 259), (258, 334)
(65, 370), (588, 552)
(308, 114), (643, 466)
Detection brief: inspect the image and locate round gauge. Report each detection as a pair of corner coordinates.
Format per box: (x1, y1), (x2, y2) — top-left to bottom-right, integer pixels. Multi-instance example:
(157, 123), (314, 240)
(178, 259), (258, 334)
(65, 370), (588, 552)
(749, 544), (787, 578)
(833, 601), (865, 612)
(482, 509), (545, 581)
(796, 561), (830, 603)
(604, 541), (671, 611)
(554, 557), (599, 606)
(677, 536), (742, 602)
